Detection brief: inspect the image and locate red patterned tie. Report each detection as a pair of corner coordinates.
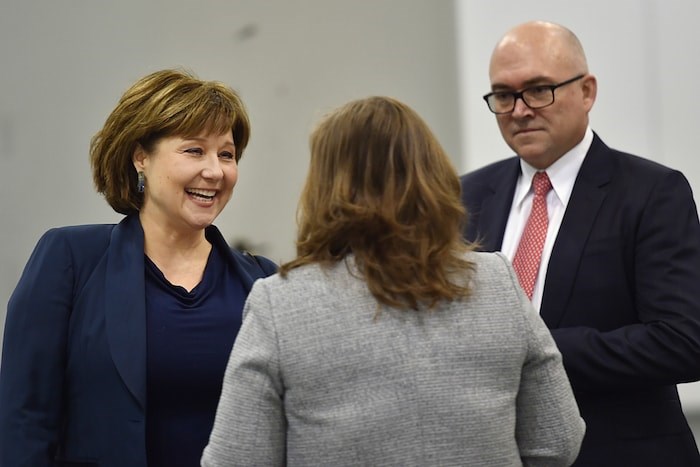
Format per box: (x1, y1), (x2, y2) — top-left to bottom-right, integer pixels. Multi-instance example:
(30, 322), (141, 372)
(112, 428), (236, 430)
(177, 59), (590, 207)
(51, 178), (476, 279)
(512, 172), (552, 299)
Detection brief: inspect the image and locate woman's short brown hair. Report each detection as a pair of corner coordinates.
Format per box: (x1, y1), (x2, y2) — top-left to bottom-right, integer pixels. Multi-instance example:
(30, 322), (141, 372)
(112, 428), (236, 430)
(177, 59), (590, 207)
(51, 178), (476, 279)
(281, 96), (475, 310)
(90, 68), (251, 215)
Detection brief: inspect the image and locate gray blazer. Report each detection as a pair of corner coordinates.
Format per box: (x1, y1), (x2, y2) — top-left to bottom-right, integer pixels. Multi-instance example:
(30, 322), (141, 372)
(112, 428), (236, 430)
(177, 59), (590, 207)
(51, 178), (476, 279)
(202, 252), (584, 467)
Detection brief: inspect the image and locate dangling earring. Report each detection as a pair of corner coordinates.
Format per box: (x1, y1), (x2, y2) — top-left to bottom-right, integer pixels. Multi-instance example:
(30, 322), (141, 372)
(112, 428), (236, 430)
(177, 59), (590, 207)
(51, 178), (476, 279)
(137, 171), (145, 193)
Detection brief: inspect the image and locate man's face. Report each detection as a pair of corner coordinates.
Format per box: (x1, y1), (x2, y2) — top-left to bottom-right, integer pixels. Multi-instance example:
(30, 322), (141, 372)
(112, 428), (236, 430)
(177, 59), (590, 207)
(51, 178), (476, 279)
(488, 35), (595, 169)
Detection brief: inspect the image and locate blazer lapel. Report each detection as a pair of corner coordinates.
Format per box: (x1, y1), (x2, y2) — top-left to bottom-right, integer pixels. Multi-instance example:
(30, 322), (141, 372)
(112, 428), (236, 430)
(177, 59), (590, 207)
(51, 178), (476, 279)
(104, 215), (147, 409)
(100, 220), (269, 410)
(205, 225), (260, 292)
(540, 135), (613, 327)
(477, 160), (520, 251)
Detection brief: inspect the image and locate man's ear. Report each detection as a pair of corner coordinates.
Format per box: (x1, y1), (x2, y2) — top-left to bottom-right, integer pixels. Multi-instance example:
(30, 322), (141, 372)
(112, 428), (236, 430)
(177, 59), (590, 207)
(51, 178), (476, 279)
(581, 74), (597, 112)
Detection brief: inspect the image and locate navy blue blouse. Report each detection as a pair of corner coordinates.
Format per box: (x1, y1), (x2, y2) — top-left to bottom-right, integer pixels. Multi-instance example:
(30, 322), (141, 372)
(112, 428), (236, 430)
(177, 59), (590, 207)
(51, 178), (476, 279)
(144, 243), (247, 467)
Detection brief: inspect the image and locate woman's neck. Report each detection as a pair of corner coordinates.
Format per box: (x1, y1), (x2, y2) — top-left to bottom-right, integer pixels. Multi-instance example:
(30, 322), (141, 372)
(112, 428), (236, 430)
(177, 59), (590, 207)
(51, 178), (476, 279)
(140, 215), (213, 292)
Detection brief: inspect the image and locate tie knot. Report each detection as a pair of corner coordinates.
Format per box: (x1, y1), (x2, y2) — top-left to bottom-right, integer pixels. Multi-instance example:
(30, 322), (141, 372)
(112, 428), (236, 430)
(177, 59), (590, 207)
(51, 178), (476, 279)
(532, 172), (552, 196)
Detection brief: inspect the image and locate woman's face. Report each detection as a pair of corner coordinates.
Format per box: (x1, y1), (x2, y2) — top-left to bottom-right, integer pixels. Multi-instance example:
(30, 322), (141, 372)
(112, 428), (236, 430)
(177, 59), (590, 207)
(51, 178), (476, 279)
(133, 130), (237, 235)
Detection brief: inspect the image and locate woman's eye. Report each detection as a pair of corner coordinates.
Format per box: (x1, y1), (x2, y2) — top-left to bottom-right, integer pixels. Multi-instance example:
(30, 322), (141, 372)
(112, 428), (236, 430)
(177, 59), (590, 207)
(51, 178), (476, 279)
(185, 148), (204, 155)
(219, 151), (235, 161)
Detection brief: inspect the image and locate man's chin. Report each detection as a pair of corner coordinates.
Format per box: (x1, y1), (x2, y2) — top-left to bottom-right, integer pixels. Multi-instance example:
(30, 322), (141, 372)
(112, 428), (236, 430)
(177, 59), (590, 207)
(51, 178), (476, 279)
(511, 144), (554, 169)
(509, 139), (543, 158)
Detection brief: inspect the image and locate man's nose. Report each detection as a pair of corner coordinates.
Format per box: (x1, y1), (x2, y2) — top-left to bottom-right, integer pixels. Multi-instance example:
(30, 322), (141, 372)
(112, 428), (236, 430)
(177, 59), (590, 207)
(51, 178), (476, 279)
(511, 95), (534, 117)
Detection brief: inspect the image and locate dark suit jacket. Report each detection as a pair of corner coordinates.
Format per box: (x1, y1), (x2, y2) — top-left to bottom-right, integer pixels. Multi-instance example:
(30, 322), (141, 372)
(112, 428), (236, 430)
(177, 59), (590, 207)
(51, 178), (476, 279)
(0, 215), (277, 467)
(460, 134), (700, 466)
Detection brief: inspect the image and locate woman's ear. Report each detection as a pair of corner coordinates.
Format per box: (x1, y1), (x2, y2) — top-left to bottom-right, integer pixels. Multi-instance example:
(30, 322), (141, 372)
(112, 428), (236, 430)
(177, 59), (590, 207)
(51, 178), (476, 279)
(133, 144), (147, 172)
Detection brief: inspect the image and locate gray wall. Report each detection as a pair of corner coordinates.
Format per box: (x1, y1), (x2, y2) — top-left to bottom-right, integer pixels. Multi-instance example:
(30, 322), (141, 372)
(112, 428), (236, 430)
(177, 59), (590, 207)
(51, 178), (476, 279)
(2, 0), (699, 415)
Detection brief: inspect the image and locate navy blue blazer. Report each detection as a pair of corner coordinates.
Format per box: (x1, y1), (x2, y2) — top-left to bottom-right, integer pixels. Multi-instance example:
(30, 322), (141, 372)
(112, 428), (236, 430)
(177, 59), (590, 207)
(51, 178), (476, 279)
(460, 133), (700, 466)
(0, 215), (277, 467)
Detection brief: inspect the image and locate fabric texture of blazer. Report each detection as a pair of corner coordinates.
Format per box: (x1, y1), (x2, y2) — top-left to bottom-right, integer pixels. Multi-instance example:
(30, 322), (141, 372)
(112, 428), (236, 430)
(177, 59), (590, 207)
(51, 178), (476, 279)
(460, 133), (700, 466)
(201, 252), (585, 467)
(0, 214), (277, 467)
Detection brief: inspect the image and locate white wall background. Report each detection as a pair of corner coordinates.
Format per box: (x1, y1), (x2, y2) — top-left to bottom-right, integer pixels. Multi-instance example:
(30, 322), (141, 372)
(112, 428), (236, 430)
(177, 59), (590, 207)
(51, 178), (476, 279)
(1, 0), (699, 414)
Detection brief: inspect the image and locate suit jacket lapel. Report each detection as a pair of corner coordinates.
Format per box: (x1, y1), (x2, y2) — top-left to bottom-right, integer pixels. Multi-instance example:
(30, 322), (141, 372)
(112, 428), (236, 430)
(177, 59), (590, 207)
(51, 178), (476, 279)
(477, 160), (520, 251)
(540, 134), (613, 327)
(104, 215), (147, 409)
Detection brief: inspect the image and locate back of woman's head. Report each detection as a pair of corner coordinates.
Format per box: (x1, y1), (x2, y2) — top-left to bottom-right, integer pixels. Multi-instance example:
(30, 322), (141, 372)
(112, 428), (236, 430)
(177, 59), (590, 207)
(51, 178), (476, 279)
(282, 96), (474, 310)
(90, 68), (251, 215)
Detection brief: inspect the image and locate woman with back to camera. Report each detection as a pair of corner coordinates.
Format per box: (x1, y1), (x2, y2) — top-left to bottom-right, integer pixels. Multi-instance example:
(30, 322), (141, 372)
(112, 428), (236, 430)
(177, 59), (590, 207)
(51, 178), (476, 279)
(0, 69), (277, 467)
(202, 96), (585, 466)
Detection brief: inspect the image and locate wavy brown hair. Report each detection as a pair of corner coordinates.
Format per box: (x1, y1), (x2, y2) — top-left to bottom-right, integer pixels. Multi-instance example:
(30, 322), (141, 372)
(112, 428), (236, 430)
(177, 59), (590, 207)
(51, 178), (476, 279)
(280, 96), (475, 310)
(90, 68), (251, 215)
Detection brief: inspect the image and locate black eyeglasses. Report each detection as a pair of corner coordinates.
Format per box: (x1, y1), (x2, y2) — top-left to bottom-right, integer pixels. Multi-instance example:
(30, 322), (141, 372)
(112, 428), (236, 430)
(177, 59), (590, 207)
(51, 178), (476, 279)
(483, 74), (586, 114)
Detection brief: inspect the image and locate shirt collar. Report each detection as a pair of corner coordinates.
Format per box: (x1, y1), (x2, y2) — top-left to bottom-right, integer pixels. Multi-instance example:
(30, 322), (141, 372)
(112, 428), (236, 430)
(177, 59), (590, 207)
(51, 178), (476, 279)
(514, 126), (593, 208)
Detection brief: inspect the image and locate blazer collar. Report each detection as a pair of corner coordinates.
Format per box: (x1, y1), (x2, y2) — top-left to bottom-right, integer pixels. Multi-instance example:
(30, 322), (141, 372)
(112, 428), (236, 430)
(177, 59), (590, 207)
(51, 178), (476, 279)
(104, 215), (147, 409)
(205, 225), (264, 293)
(540, 133), (614, 326)
(478, 159), (521, 251)
(102, 216), (265, 409)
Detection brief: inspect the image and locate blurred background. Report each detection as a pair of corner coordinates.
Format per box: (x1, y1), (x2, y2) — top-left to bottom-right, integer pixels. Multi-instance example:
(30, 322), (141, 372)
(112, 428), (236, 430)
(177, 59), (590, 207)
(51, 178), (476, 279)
(2, 0), (699, 437)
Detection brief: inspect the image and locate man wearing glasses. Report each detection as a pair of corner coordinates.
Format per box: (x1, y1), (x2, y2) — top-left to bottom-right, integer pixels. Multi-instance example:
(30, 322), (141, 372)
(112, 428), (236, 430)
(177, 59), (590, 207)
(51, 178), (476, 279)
(460, 21), (700, 466)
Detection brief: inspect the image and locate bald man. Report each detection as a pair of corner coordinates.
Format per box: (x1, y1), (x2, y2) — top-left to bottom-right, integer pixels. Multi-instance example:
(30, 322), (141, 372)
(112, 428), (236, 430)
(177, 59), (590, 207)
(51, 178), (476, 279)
(460, 21), (700, 466)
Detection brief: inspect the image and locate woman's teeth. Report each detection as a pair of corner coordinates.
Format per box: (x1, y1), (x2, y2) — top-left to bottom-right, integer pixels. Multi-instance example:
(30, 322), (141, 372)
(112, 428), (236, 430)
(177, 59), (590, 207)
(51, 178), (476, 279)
(186, 189), (215, 200)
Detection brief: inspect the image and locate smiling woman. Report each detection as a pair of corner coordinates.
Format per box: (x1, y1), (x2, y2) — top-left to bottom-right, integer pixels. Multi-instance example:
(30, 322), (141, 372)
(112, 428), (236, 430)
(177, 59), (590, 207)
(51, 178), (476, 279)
(134, 130), (240, 291)
(0, 69), (278, 467)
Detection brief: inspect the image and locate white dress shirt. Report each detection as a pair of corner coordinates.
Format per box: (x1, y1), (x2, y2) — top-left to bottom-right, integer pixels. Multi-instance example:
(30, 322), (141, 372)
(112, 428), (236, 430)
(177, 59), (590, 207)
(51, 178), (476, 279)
(501, 127), (593, 312)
